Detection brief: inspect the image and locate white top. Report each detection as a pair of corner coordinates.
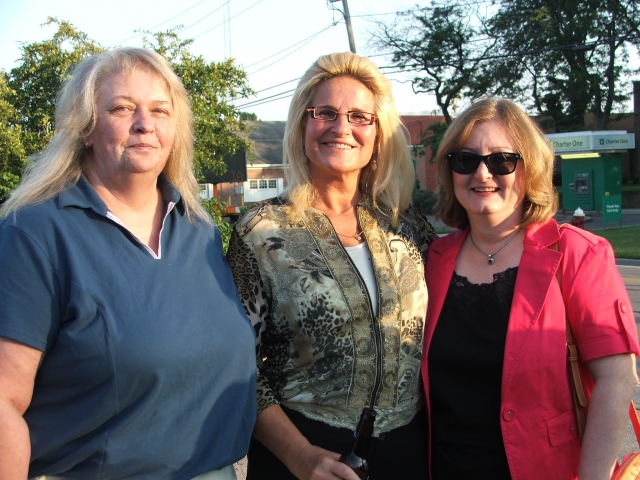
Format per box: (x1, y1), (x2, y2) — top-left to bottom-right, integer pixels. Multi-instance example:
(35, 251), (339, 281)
(345, 242), (379, 317)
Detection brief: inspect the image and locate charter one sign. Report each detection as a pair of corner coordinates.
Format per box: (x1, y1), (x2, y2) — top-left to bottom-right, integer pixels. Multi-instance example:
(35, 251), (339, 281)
(547, 131), (635, 153)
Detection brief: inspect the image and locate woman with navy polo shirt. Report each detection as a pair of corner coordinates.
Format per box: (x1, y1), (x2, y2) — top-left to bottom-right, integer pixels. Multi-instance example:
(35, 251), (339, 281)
(0, 48), (255, 480)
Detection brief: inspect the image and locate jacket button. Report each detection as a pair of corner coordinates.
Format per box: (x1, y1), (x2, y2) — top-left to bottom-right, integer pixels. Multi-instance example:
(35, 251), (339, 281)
(502, 409), (516, 421)
(621, 303), (628, 313)
(570, 425), (577, 435)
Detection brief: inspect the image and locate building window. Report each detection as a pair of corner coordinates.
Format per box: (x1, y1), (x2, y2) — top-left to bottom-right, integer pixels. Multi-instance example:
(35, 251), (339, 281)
(259, 179), (268, 188)
(249, 180), (258, 189)
(268, 179), (277, 188)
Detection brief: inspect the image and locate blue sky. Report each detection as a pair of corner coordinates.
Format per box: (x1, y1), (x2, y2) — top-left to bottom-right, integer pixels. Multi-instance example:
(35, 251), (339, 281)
(0, 0), (439, 120)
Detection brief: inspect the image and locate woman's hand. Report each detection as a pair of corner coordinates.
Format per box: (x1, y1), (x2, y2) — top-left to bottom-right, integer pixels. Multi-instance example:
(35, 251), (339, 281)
(291, 444), (361, 480)
(253, 405), (362, 480)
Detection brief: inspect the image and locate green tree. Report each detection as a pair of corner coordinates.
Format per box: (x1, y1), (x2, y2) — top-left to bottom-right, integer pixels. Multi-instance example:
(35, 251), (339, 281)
(8, 18), (102, 156)
(412, 121), (448, 163)
(373, 2), (500, 124)
(201, 197), (235, 253)
(490, 0), (640, 131)
(0, 73), (25, 200)
(141, 28), (254, 178)
(373, 1), (639, 132)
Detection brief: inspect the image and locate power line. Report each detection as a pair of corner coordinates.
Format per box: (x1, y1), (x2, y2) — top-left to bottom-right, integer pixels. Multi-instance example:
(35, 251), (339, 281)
(235, 89), (296, 109)
(248, 24), (339, 75)
(180, 0), (231, 34)
(239, 94), (294, 109)
(255, 78), (300, 94)
(244, 22), (338, 70)
(107, 0), (212, 47)
(191, 0), (267, 39)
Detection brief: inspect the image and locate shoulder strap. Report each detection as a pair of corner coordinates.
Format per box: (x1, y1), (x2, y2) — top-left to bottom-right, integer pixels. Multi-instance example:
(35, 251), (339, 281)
(551, 230), (588, 440)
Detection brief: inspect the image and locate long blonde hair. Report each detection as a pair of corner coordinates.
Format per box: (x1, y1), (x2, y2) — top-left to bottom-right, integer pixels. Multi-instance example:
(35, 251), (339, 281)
(1, 48), (210, 224)
(435, 97), (557, 229)
(283, 52), (414, 227)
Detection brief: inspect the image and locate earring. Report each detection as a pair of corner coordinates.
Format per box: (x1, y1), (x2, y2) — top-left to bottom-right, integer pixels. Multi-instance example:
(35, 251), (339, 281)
(370, 153), (378, 171)
(83, 137), (90, 148)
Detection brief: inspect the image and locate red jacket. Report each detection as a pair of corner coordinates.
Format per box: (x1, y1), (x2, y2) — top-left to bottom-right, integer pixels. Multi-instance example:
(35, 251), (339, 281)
(421, 219), (639, 479)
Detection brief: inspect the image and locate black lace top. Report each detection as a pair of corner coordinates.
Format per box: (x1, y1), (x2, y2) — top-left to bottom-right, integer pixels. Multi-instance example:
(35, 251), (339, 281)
(428, 267), (518, 480)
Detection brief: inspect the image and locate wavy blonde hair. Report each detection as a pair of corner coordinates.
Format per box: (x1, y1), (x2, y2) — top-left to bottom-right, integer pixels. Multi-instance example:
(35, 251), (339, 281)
(283, 52), (414, 227)
(1, 48), (210, 224)
(435, 97), (557, 229)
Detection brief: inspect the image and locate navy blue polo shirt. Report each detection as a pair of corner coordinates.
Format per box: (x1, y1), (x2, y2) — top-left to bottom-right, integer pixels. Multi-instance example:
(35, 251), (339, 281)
(0, 176), (256, 479)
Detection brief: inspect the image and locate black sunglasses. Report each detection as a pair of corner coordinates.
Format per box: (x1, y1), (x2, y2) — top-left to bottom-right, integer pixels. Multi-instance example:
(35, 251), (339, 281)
(446, 152), (521, 175)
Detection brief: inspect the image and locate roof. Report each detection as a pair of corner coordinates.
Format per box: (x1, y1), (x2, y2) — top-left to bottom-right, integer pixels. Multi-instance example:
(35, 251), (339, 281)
(247, 121), (286, 165)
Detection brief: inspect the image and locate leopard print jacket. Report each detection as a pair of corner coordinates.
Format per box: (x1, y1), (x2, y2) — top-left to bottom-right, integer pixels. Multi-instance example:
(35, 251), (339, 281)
(226, 196), (437, 434)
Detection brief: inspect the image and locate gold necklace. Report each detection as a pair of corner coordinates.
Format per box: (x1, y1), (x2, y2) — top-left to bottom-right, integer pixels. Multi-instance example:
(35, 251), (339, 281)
(469, 228), (520, 265)
(335, 228), (364, 242)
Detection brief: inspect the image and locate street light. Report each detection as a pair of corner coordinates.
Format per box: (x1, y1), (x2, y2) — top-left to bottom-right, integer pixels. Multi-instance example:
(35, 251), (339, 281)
(328, 0), (356, 53)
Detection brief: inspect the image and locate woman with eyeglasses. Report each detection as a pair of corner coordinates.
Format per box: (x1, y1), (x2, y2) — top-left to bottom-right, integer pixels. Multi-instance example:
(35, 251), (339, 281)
(422, 97), (639, 479)
(226, 52), (437, 479)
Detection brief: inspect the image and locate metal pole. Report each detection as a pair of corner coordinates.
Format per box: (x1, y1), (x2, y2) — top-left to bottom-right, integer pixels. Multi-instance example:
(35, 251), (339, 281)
(330, 0), (357, 53)
(341, 0), (357, 53)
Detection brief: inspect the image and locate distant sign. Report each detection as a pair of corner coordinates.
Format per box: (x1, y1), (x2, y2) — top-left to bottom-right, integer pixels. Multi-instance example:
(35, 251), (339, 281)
(549, 135), (590, 152)
(547, 132), (635, 154)
(602, 194), (622, 229)
(593, 133), (635, 150)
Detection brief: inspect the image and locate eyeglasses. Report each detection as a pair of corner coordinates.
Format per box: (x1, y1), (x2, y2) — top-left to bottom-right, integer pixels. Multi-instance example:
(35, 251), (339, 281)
(446, 152), (521, 176)
(306, 107), (377, 125)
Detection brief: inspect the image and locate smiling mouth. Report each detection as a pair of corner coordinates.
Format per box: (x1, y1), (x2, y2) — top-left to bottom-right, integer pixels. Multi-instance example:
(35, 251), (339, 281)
(325, 142), (354, 150)
(473, 187), (498, 192)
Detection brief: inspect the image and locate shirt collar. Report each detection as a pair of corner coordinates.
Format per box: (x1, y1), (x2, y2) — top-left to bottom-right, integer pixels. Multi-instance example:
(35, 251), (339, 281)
(57, 173), (185, 216)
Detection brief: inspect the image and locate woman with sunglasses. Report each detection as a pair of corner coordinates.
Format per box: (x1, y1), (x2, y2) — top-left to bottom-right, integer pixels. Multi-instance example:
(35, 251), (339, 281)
(422, 97), (639, 479)
(226, 52), (437, 479)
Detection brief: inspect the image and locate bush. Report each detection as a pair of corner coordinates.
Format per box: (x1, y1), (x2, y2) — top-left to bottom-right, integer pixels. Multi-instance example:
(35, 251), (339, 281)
(412, 190), (438, 216)
(201, 197), (233, 253)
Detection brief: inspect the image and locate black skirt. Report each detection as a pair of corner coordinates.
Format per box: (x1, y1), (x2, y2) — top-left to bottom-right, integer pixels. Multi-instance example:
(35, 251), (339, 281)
(247, 406), (429, 480)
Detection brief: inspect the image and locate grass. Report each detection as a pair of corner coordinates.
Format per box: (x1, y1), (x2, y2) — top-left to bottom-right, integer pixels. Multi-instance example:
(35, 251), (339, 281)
(590, 225), (640, 259)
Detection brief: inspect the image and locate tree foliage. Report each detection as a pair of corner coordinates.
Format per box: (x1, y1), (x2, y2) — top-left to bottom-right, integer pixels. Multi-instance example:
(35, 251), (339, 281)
(201, 197), (234, 253)
(0, 73), (25, 199)
(412, 121), (448, 163)
(372, 2), (502, 124)
(373, 0), (640, 132)
(490, 0), (640, 131)
(8, 18), (103, 156)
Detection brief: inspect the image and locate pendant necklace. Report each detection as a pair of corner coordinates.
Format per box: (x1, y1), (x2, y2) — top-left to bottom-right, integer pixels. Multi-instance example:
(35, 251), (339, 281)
(335, 228), (364, 242)
(469, 228), (520, 265)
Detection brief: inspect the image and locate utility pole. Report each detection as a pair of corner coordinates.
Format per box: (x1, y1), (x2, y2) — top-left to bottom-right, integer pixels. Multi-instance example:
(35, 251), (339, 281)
(329, 0), (356, 53)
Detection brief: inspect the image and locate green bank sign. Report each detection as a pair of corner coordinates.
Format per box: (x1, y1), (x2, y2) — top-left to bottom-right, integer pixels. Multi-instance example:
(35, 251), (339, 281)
(594, 134), (633, 148)
(549, 136), (590, 151)
(547, 132), (635, 153)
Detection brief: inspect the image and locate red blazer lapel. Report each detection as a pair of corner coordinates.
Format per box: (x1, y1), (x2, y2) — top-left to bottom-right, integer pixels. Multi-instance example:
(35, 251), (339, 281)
(501, 220), (562, 399)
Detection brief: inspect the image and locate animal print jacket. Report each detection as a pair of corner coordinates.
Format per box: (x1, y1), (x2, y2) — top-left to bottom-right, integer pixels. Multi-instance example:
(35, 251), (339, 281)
(227, 196), (437, 434)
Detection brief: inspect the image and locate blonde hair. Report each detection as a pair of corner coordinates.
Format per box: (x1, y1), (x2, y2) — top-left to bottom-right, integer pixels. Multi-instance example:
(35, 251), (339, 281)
(435, 97), (556, 229)
(1, 47), (210, 224)
(283, 52), (414, 227)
